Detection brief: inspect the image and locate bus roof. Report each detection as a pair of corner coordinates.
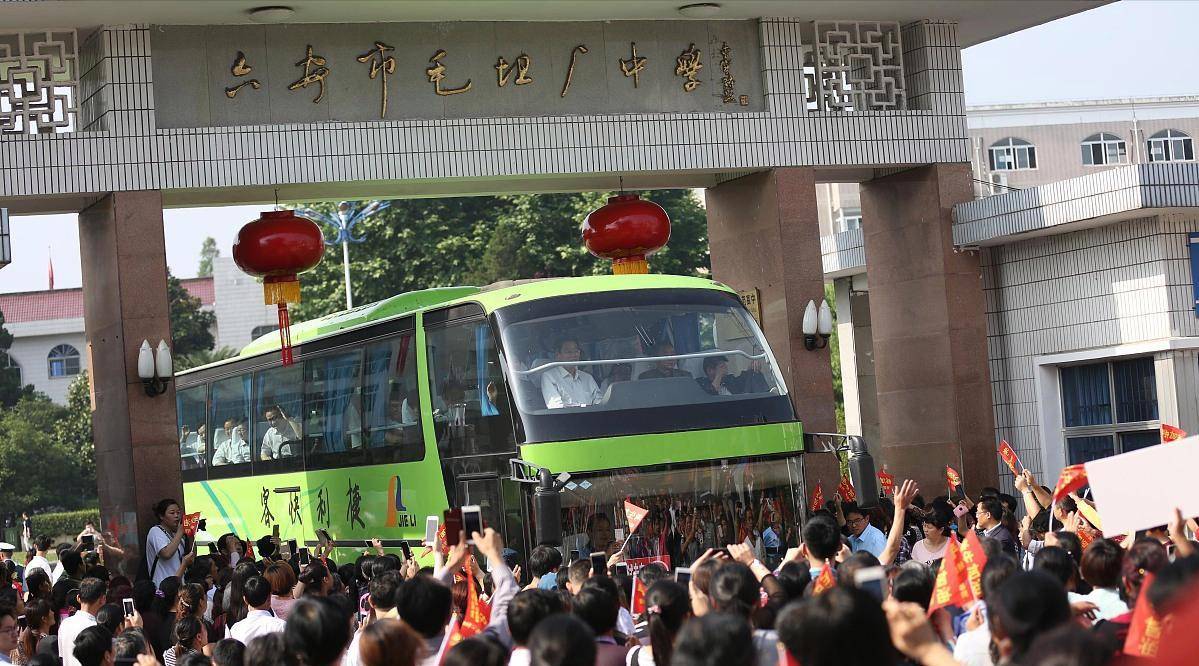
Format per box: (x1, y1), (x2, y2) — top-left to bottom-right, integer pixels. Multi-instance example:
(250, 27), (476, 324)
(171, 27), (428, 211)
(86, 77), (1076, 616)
(215, 274), (732, 368)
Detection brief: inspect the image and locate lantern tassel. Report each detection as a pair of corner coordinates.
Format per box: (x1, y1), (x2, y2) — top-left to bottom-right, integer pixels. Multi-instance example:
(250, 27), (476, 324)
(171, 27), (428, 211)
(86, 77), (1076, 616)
(277, 303), (294, 366)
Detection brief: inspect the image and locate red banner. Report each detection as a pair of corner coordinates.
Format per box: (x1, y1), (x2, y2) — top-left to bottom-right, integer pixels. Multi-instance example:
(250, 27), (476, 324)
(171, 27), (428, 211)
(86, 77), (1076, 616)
(997, 440), (1022, 475)
(624, 500), (649, 536)
(1052, 464), (1088, 503)
(962, 530), (989, 599)
(1162, 423), (1187, 443)
(877, 470), (895, 496)
(1124, 572), (1162, 657)
(625, 555), (671, 578)
(811, 562), (836, 595)
(809, 483), (824, 513)
(928, 536), (975, 614)
(182, 512), (201, 538)
(837, 474), (857, 503)
(630, 575), (646, 615)
(946, 466), (962, 490)
(446, 555), (490, 650)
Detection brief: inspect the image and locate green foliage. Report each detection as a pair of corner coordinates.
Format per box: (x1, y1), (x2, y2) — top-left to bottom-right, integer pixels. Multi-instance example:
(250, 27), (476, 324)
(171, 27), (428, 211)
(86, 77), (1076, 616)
(177, 346), (239, 372)
(825, 282), (846, 434)
(0, 309), (36, 408)
(197, 236), (220, 277)
(52, 372), (95, 501)
(293, 190), (711, 321)
(168, 270), (216, 356)
(30, 508), (100, 540)
(0, 396), (92, 512)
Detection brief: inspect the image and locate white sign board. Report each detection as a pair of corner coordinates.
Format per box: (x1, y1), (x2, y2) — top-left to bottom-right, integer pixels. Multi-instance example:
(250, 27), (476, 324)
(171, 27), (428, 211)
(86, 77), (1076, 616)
(1085, 437), (1199, 536)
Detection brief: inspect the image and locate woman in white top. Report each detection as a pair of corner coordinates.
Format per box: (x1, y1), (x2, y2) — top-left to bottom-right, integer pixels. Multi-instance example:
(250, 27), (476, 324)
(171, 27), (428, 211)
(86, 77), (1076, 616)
(626, 579), (690, 666)
(910, 504), (953, 565)
(1071, 538), (1129, 623)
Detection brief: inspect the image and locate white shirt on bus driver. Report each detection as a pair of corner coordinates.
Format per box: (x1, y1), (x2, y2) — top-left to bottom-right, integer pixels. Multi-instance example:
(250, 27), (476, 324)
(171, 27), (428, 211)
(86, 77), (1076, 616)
(213, 430), (251, 465)
(260, 426), (294, 459)
(540, 365), (601, 408)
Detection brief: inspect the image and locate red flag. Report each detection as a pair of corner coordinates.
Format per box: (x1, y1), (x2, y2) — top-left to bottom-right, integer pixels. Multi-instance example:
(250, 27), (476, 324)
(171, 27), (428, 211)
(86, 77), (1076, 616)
(245, 538), (255, 560)
(1052, 464), (1088, 503)
(1150, 577), (1199, 666)
(946, 466), (962, 490)
(630, 575), (646, 616)
(928, 537), (975, 614)
(877, 470), (895, 496)
(1124, 572), (1162, 657)
(624, 500), (649, 536)
(1162, 423), (1187, 443)
(837, 474), (857, 503)
(811, 562), (835, 595)
(808, 483), (824, 512)
(997, 440), (1022, 475)
(961, 530), (989, 599)
(445, 555), (489, 649)
(182, 512), (201, 538)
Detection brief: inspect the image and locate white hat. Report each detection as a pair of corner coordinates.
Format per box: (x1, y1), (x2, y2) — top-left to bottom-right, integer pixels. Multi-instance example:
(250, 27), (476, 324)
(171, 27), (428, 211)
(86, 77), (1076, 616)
(0, 542), (15, 551)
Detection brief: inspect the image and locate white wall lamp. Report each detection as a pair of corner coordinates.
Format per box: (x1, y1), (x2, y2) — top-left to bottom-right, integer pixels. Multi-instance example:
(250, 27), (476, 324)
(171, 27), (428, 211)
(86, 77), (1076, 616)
(802, 299), (833, 350)
(137, 340), (173, 396)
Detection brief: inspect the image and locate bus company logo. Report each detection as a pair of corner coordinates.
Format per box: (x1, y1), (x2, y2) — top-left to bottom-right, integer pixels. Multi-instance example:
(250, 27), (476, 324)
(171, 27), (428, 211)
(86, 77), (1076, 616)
(386, 475), (417, 528)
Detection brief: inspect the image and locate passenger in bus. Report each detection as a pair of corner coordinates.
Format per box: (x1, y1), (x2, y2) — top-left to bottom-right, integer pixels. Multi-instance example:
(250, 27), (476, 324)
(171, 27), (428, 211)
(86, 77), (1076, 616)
(637, 342), (691, 380)
(540, 338), (601, 409)
(582, 512), (617, 556)
(726, 356), (771, 394)
(260, 406), (300, 460)
(213, 420), (251, 466)
(696, 356), (733, 396)
(598, 363), (632, 394)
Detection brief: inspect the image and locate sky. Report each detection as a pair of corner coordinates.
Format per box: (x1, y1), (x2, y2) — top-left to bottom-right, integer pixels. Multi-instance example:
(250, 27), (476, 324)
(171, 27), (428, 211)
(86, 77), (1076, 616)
(2, 0), (1198, 294)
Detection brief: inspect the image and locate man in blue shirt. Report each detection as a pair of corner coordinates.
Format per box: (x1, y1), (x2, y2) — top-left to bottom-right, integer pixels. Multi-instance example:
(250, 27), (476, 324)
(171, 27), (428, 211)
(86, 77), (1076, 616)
(844, 505), (887, 558)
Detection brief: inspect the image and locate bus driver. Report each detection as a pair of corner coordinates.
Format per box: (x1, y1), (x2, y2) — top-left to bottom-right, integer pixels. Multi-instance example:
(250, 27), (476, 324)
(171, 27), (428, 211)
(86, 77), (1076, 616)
(260, 405), (299, 460)
(541, 338), (601, 409)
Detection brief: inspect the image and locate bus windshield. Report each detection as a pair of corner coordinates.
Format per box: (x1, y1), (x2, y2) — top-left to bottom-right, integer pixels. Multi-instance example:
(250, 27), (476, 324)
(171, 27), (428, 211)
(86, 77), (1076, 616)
(495, 288), (794, 443)
(556, 455), (804, 571)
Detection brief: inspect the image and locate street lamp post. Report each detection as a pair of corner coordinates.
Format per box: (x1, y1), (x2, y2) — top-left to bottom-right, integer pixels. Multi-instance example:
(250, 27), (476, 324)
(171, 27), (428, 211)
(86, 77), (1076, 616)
(296, 200), (390, 310)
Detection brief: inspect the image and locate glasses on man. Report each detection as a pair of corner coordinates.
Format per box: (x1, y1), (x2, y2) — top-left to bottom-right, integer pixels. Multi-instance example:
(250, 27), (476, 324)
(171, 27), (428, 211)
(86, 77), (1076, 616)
(846, 517), (867, 527)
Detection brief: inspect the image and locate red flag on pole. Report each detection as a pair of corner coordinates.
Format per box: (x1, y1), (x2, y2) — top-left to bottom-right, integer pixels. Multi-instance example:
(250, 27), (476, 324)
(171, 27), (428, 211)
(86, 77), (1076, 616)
(946, 466), (962, 491)
(808, 483), (824, 513)
(182, 512), (201, 538)
(928, 536), (975, 615)
(1161, 423), (1187, 443)
(837, 474), (857, 503)
(997, 440), (1022, 475)
(877, 470), (895, 496)
(1052, 464), (1088, 503)
(624, 500), (649, 536)
(629, 575), (646, 616)
(961, 530), (989, 599)
(1124, 573), (1162, 657)
(811, 562), (836, 595)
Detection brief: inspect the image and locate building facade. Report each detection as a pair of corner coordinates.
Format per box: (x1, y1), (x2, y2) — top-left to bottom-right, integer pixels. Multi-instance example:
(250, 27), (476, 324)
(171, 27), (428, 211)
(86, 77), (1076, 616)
(825, 96), (1199, 492)
(0, 257), (275, 403)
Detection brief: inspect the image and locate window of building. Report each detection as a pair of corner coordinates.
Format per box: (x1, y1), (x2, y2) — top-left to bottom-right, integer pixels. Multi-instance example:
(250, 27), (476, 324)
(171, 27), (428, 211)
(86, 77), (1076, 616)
(47, 344), (80, 378)
(1147, 129), (1194, 163)
(251, 324), (278, 340)
(1, 353), (19, 386)
(1060, 356), (1158, 465)
(835, 207), (862, 232)
(988, 137), (1037, 171)
(1081, 133), (1127, 166)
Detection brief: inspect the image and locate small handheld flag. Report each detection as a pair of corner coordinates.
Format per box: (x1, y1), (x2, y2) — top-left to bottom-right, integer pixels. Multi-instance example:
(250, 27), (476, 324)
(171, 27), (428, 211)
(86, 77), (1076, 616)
(877, 470), (895, 496)
(837, 474), (857, 503)
(997, 440), (1022, 475)
(946, 466), (962, 490)
(624, 500), (649, 535)
(811, 562), (835, 595)
(808, 483), (824, 513)
(1052, 464), (1088, 503)
(928, 537), (975, 614)
(1162, 423), (1187, 443)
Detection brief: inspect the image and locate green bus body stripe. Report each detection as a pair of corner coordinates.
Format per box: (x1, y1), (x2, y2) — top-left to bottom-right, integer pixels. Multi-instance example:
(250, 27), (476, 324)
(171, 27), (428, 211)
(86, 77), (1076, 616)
(518, 422), (804, 473)
(199, 481), (241, 535)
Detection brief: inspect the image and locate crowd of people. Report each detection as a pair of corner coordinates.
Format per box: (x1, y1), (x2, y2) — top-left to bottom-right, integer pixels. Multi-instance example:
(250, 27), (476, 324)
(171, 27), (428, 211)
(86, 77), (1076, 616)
(2, 478), (1197, 666)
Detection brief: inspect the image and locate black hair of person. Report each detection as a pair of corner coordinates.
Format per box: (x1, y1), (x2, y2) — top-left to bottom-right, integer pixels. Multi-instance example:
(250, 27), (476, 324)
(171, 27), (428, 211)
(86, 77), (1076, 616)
(1023, 624), (1110, 666)
(113, 630), (148, 660)
(801, 514), (842, 560)
(244, 633), (296, 666)
(283, 597), (353, 666)
(981, 553), (1020, 600)
(507, 589), (564, 647)
(395, 575), (452, 638)
(671, 613), (757, 666)
(571, 586), (617, 635)
(775, 561), (811, 602)
(1033, 546), (1077, 589)
(95, 603), (124, 634)
(644, 580), (690, 666)
(709, 563), (759, 618)
(443, 635), (508, 666)
(777, 586), (897, 666)
(989, 570), (1071, 664)
(73, 625), (114, 666)
(1146, 554), (1199, 615)
(78, 577), (107, 604)
(172, 616), (205, 661)
(243, 576), (272, 608)
(211, 637), (246, 666)
(528, 614), (596, 666)
(368, 571), (403, 611)
(1080, 538), (1124, 589)
(153, 499), (180, 519)
(891, 568), (934, 610)
(528, 546), (561, 578)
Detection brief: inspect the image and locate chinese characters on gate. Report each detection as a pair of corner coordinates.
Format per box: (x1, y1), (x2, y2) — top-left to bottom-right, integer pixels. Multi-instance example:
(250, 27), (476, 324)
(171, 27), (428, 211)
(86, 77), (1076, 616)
(223, 40), (748, 118)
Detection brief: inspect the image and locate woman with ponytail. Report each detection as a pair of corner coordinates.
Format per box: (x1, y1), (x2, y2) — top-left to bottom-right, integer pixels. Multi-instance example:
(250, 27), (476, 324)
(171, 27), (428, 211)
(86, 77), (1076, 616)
(626, 580), (691, 666)
(165, 616), (207, 666)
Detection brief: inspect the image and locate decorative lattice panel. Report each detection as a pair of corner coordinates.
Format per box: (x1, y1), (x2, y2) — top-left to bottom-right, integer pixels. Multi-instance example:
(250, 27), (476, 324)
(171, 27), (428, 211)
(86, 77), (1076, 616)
(0, 30), (79, 134)
(807, 22), (905, 112)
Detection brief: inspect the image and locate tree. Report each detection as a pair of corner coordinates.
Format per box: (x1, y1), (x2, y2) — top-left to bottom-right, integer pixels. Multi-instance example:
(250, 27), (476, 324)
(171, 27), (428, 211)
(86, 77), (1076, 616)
(0, 395), (79, 512)
(197, 237), (219, 277)
(825, 282), (845, 433)
(51, 371), (96, 508)
(168, 270), (216, 357)
(0, 309), (35, 409)
(177, 346), (239, 371)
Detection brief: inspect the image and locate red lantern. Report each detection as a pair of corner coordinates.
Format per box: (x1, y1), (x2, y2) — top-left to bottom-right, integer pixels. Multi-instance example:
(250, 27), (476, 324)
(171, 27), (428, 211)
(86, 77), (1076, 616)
(582, 193), (671, 275)
(233, 210), (324, 365)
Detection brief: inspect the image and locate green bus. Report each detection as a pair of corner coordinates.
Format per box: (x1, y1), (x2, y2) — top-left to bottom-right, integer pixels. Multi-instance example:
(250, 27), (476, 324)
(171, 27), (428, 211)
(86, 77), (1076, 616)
(175, 273), (807, 568)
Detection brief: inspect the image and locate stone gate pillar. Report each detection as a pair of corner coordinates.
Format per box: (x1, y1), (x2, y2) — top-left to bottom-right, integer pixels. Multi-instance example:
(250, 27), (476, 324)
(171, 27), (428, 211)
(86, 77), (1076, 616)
(79, 191), (181, 556)
(859, 164), (998, 496)
(705, 168), (841, 493)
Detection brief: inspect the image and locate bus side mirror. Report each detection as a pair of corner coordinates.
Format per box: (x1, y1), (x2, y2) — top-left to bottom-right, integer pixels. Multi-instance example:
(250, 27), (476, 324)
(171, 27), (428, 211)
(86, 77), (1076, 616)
(534, 468), (563, 547)
(848, 436), (880, 509)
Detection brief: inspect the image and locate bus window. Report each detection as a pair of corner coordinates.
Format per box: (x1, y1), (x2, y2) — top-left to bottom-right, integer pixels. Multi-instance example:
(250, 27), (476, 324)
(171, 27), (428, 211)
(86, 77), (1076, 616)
(177, 386), (207, 473)
(210, 375), (251, 467)
(424, 319), (515, 458)
(254, 365), (303, 462)
(304, 350), (363, 455)
(364, 332), (423, 459)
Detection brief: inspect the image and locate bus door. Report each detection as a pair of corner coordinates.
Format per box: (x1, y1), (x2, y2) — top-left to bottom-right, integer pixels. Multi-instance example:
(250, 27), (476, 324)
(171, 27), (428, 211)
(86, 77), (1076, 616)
(422, 306), (524, 554)
(454, 474), (529, 560)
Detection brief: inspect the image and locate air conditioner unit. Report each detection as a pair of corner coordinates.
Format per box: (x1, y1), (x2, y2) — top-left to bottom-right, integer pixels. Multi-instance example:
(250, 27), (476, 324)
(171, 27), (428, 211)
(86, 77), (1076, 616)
(989, 172), (1009, 195)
